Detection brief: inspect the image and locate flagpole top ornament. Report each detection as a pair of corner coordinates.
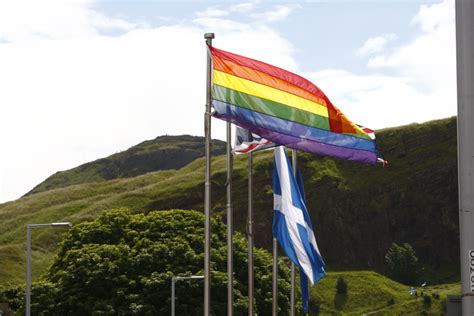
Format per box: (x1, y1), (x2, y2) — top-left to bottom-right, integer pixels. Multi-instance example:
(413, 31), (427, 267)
(204, 33), (215, 39)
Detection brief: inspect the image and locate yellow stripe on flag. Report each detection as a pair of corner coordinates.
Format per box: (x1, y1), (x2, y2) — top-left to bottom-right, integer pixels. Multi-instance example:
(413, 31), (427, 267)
(213, 70), (329, 118)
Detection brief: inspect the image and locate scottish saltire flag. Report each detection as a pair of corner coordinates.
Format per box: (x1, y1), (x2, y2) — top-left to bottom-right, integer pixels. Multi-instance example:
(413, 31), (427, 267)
(209, 46), (380, 164)
(233, 126), (275, 154)
(273, 146), (326, 311)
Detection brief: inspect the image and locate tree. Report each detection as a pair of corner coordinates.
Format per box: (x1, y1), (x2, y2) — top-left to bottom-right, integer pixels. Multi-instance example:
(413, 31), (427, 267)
(5, 209), (294, 315)
(385, 242), (420, 284)
(336, 276), (347, 294)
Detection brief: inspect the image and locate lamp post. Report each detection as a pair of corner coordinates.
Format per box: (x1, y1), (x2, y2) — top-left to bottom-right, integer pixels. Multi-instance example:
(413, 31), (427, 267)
(171, 275), (204, 316)
(26, 222), (72, 316)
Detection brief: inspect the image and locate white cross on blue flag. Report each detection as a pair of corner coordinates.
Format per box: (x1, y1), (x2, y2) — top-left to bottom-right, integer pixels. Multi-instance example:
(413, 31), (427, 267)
(273, 146), (326, 311)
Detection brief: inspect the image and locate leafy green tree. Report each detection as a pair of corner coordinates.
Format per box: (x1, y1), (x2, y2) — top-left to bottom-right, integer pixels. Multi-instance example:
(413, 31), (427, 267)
(7, 209), (294, 315)
(385, 242), (420, 285)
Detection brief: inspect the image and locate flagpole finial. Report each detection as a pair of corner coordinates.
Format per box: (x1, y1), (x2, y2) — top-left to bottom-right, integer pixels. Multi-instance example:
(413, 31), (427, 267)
(204, 33), (215, 39)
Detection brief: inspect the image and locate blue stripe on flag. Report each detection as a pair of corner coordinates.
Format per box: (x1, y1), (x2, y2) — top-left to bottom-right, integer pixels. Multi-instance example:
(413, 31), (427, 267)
(213, 100), (376, 151)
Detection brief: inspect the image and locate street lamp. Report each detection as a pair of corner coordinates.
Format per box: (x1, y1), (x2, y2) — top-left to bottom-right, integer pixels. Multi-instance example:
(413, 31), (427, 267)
(171, 275), (204, 316)
(26, 222), (72, 316)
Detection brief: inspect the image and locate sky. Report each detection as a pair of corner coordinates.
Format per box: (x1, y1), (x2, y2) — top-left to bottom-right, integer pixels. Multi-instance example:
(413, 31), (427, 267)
(0, 0), (456, 203)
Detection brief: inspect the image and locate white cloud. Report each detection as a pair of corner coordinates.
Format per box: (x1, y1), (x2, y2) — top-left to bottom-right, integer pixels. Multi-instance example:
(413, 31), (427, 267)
(357, 33), (397, 56)
(193, 17), (247, 32)
(195, 2), (259, 19)
(412, 0), (454, 32)
(191, 17), (297, 71)
(195, 7), (229, 18)
(304, 69), (453, 130)
(307, 0), (455, 130)
(0, 0), (136, 43)
(0, 0), (297, 203)
(230, 2), (258, 13)
(368, 0), (455, 93)
(251, 4), (300, 23)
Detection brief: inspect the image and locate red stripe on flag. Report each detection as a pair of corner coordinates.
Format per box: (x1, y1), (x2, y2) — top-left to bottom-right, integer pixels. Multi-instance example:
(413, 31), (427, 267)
(211, 46), (327, 99)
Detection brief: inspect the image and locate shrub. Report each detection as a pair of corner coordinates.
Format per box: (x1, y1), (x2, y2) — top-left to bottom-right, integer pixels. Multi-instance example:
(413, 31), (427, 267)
(423, 295), (432, 305)
(336, 276), (348, 294)
(385, 242), (420, 284)
(387, 298), (395, 306)
(4, 209), (295, 315)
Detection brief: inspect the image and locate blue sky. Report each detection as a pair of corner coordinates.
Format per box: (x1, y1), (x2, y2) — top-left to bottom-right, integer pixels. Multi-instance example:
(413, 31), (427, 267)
(0, 0), (455, 202)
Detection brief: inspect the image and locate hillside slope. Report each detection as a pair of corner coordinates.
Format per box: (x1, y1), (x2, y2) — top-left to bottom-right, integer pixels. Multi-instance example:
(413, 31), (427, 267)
(0, 117), (459, 288)
(311, 271), (459, 314)
(26, 135), (226, 195)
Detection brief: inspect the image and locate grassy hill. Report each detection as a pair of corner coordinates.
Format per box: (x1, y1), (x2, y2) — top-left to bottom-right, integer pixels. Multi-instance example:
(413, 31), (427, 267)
(26, 135), (226, 195)
(0, 117), (459, 289)
(311, 271), (459, 315)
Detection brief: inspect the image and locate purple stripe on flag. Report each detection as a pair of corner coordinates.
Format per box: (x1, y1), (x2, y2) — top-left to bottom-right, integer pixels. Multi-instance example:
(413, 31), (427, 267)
(212, 99), (374, 151)
(213, 100), (377, 164)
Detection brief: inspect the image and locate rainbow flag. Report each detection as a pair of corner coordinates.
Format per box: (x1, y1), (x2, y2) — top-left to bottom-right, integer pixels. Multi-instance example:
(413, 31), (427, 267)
(210, 46), (379, 164)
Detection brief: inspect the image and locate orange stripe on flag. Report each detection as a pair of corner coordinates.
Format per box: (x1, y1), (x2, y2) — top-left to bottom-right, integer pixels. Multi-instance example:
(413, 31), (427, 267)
(214, 56), (328, 107)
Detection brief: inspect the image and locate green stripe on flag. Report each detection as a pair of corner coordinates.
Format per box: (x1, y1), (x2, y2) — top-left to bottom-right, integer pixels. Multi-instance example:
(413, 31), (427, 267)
(212, 85), (331, 131)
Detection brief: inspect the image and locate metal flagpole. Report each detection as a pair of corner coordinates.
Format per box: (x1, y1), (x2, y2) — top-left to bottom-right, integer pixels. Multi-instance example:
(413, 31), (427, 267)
(171, 277), (176, 316)
(204, 32), (214, 316)
(272, 146), (280, 315)
(272, 238), (278, 316)
(26, 225), (31, 316)
(290, 149), (297, 316)
(456, 1), (474, 314)
(226, 122), (234, 316)
(248, 151), (254, 316)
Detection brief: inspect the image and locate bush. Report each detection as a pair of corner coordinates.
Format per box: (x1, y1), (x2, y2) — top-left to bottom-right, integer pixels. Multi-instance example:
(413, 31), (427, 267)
(385, 242), (420, 284)
(4, 209), (295, 315)
(423, 295), (432, 305)
(387, 298), (395, 306)
(336, 276), (347, 294)
(0, 286), (23, 311)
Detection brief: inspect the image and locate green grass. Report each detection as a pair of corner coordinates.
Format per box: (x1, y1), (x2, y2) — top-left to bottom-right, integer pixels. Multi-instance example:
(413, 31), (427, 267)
(0, 155), (237, 288)
(311, 271), (460, 315)
(26, 135), (226, 195)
